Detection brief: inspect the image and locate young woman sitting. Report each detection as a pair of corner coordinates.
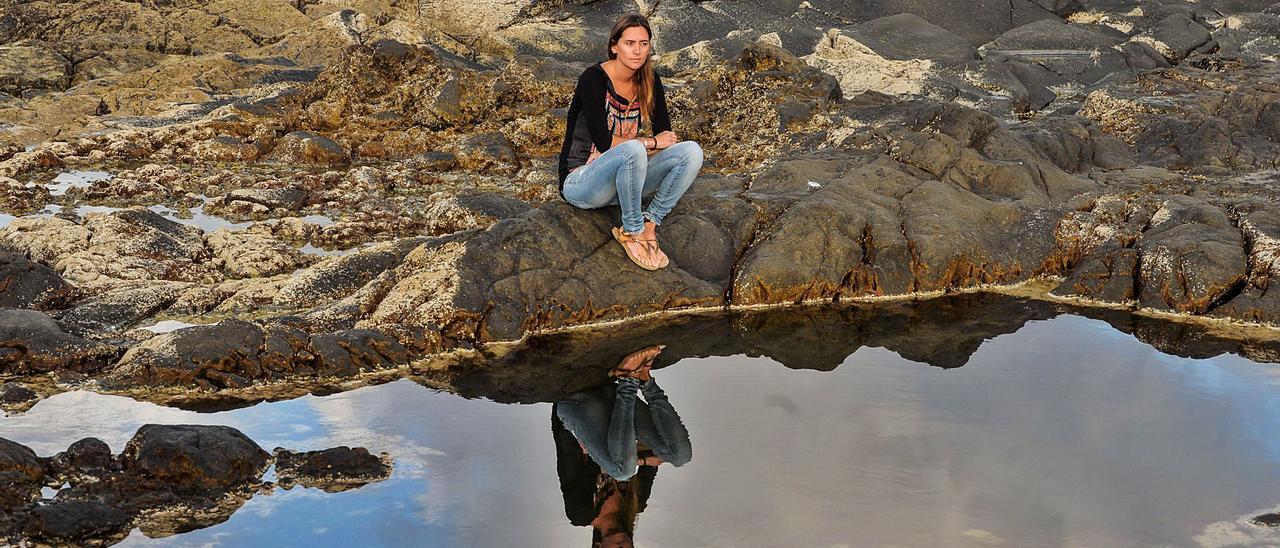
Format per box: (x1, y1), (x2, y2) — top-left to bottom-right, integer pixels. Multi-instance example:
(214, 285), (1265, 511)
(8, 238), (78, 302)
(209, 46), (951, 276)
(557, 13), (704, 271)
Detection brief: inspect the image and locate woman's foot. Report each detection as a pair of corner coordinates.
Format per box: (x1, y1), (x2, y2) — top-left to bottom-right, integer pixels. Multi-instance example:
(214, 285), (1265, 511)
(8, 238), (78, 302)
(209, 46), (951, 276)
(612, 227), (662, 270)
(641, 220), (669, 268)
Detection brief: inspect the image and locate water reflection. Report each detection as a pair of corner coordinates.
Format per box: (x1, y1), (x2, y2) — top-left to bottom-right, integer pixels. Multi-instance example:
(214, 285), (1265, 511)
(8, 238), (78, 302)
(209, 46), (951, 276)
(552, 346), (692, 547)
(435, 293), (1280, 406)
(0, 424), (391, 546)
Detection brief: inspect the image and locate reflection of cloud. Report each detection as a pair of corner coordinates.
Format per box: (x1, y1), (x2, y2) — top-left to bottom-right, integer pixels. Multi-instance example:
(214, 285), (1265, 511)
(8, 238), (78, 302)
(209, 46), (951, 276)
(3, 392), (226, 454)
(1195, 504), (1280, 547)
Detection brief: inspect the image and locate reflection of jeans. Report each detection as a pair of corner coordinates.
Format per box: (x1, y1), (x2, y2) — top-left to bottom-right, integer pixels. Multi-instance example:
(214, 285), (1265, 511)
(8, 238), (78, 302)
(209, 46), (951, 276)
(562, 140), (704, 234)
(555, 379), (693, 481)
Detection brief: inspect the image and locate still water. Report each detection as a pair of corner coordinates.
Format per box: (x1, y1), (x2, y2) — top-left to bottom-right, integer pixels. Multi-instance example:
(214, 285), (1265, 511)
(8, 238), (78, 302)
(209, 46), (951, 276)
(4, 299), (1280, 547)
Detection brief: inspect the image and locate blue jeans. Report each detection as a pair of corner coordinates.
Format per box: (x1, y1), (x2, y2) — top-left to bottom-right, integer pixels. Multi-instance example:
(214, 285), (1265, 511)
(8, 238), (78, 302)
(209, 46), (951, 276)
(555, 378), (693, 481)
(562, 140), (704, 234)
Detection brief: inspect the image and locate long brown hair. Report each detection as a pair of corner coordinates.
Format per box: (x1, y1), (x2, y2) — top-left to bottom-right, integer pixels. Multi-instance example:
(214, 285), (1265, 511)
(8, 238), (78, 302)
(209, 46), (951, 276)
(607, 14), (656, 131)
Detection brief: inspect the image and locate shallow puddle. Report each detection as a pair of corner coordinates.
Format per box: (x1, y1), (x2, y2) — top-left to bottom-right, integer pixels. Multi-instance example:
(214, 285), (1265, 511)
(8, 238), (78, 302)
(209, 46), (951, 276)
(4, 300), (1280, 547)
(138, 320), (207, 333)
(46, 170), (113, 196)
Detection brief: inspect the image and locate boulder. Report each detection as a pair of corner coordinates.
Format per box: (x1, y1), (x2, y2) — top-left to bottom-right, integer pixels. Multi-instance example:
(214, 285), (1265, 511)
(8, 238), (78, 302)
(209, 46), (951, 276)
(52, 438), (114, 476)
(0, 382), (38, 404)
(206, 227), (316, 279)
(23, 500), (131, 543)
(265, 131), (349, 165)
(119, 424), (270, 493)
(273, 446), (391, 492)
(0, 437), (43, 509)
(980, 19), (1128, 86)
(57, 281), (191, 335)
(421, 192), (532, 236)
(0, 308), (118, 374)
(849, 14), (980, 64)
(1140, 13), (1215, 62)
(193, 136), (262, 162)
(0, 249), (77, 310)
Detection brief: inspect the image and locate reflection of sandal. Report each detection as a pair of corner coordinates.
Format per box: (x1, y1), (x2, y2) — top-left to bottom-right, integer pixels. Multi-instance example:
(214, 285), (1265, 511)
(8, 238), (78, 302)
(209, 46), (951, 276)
(609, 345), (663, 378)
(612, 227), (659, 270)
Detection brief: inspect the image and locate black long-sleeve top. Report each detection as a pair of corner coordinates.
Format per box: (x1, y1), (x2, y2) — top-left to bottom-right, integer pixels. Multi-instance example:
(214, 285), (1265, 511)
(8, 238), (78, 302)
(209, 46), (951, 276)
(557, 62), (672, 192)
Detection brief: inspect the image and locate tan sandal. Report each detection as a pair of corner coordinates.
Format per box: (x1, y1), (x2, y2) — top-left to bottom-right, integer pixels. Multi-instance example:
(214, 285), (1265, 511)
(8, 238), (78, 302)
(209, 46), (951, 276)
(612, 227), (660, 270)
(644, 239), (670, 269)
(642, 220), (670, 268)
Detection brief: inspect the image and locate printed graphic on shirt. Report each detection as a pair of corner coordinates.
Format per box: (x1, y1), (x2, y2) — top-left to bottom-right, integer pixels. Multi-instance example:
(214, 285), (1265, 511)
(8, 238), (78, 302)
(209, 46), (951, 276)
(588, 92), (641, 161)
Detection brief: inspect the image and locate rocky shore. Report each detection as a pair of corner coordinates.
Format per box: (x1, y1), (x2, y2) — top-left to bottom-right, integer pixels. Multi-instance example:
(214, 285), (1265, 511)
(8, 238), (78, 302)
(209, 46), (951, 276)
(2, 0), (1280, 402)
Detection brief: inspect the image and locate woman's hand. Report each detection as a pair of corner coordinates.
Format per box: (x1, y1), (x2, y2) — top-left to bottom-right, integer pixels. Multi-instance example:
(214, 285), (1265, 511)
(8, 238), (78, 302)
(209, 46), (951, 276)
(654, 131), (678, 149)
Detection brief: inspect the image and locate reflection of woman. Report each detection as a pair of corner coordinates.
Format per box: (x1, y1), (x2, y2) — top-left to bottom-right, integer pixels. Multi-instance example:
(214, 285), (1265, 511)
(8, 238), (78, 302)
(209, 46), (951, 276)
(551, 345), (692, 547)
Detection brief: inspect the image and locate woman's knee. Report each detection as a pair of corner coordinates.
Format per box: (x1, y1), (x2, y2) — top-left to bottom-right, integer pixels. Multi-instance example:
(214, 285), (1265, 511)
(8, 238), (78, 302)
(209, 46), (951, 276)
(674, 140), (703, 164)
(616, 139), (647, 162)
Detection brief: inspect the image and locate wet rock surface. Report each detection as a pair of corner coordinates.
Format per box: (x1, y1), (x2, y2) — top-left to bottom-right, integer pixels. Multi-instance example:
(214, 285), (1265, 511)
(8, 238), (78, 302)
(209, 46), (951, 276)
(273, 446), (393, 492)
(0, 425), (392, 546)
(0, 0), (1276, 398)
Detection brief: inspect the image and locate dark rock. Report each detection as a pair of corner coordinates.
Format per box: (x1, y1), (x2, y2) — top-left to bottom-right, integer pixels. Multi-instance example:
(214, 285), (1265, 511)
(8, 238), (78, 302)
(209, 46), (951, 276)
(807, 0), (1061, 46)
(0, 248), (77, 310)
(273, 446), (391, 492)
(1081, 62), (1280, 171)
(57, 282), (189, 335)
(1136, 196), (1247, 314)
(1118, 41), (1171, 71)
(1003, 60), (1058, 110)
(1055, 244), (1139, 302)
(119, 424), (269, 493)
(0, 437), (43, 509)
(0, 382), (37, 404)
(0, 308), (118, 374)
(1253, 512), (1280, 527)
(848, 14), (979, 64)
(1148, 13), (1215, 62)
(53, 438), (113, 475)
(309, 328), (410, 376)
(407, 150), (459, 171)
(23, 500), (131, 542)
(980, 19), (1128, 86)
(1028, 0), (1085, 16)
(107, 319), (268, 388)
(0, 437), (43, 485)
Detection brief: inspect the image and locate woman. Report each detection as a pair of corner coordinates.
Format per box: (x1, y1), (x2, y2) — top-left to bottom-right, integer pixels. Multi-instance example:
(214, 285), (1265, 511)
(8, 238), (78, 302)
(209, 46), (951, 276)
(557, 14), (704, 271)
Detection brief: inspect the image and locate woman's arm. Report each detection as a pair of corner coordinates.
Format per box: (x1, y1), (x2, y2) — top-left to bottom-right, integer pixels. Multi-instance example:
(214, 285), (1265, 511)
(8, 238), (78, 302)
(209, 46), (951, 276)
(651, 73), (672, 135)
(578, 68), (615, 153)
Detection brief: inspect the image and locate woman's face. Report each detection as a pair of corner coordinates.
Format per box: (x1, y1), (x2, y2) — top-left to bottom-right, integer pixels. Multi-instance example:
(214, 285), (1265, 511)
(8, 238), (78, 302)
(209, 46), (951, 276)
(611, 26), (651, 71)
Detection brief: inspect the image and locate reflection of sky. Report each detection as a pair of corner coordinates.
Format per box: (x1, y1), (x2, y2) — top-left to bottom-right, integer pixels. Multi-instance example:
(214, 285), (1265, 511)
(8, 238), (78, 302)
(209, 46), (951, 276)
(47, 170), (112, 196)
(3, 315), (1280, 547)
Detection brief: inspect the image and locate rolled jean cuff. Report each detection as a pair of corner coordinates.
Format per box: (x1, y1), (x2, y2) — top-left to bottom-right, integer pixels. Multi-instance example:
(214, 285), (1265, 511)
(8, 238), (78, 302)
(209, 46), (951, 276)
(642, 211), (662, 226)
